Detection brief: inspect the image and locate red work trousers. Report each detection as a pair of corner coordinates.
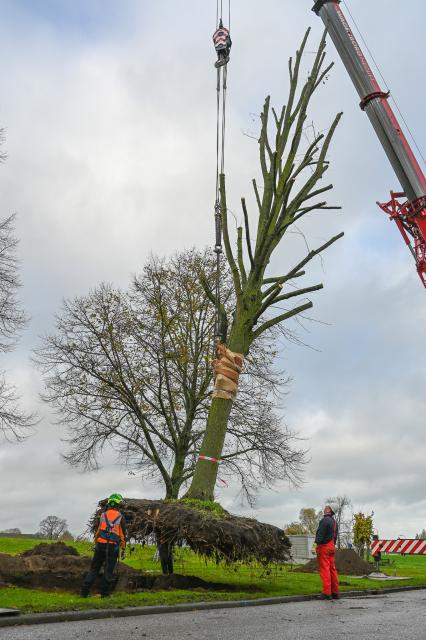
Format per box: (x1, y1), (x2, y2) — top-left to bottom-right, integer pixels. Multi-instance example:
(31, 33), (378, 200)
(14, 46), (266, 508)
(317, 540), (339, 595)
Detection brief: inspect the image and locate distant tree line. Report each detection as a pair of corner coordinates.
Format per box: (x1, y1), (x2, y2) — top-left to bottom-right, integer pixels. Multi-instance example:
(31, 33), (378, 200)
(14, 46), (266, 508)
(0, 515), (74, 540)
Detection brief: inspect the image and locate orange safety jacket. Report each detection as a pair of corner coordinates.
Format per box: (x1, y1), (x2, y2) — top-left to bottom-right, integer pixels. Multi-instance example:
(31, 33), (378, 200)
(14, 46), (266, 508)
(96, 508), (126, 549)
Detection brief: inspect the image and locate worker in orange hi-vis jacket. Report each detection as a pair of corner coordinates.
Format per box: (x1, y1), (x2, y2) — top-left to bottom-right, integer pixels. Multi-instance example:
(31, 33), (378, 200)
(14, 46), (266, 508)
(314, 505), (339, 600)
(80, 493), (127, 598)
(212, 19), (232, 68)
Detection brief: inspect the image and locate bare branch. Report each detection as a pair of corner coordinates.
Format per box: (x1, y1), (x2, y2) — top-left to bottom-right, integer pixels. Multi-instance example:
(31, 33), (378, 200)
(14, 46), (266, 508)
(285, 232), (344, 281)
(237, 227), (247, 286)
(257, 283), (323, 320)
(241, 198), (254, 268)
(220, 174), (243, 298)
(252, 301), (313, 340)
(262, 271), (305, 285)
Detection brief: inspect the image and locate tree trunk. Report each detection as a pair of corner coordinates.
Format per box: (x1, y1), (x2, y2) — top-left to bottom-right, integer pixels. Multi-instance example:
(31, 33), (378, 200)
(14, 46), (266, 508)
(185, 396), (233, 500)
(168, 450), (186, 499)
(185, 323), (249, 500)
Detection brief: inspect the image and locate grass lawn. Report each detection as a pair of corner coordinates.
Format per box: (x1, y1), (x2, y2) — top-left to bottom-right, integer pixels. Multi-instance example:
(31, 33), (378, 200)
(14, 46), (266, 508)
(1, 538), (425, 614)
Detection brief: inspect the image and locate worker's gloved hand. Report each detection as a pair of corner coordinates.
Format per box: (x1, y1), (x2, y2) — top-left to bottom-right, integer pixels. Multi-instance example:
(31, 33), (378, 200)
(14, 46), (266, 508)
(121, 549), (127, 560)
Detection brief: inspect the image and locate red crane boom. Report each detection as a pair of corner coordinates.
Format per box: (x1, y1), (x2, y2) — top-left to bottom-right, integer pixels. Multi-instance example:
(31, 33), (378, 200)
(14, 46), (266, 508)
(312, 0), (426, 287)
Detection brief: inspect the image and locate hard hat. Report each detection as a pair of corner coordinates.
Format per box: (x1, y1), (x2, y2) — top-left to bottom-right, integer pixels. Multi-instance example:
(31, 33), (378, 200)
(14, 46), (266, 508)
(107, 493), (124, 506)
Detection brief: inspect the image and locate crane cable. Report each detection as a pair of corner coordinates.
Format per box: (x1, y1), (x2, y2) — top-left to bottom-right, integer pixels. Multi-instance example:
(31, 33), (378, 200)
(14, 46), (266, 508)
(213, 0), (230, 343)
(216, 0), (231, 29)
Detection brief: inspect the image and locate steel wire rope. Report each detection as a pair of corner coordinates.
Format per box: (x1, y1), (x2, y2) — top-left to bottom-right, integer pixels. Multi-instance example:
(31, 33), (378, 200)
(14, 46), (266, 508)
(214, 64), (228, 342)
(215, 67), (221, 205)
(214, 67), (222, 341)
(221, 65), (227, 175)
(343, 0), (426, 167)
(213, 2), (230, 343)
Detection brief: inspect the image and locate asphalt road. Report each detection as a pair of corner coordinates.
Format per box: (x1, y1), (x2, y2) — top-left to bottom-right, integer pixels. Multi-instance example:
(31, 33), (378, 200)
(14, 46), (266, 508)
(2, 590), (426, 640)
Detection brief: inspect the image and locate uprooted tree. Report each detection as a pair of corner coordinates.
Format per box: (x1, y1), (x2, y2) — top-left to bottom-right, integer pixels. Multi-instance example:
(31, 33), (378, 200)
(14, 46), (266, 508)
(186, 29), (343, 501)
(92, 31), (343, 568)
(60, 30), (344, 568)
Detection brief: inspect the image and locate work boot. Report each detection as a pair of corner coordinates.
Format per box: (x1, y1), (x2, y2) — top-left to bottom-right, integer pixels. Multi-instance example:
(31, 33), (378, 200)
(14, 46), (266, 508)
(332, 593), (340, 600)
(320, 593), (332, 600)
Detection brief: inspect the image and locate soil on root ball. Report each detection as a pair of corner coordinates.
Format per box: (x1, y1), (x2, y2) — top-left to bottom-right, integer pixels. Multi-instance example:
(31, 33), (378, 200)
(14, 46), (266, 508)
(91, 498), (291, 565)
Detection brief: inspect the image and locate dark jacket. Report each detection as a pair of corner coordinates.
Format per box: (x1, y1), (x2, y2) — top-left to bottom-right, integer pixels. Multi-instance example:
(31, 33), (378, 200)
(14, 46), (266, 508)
(315, 514), (337, 545)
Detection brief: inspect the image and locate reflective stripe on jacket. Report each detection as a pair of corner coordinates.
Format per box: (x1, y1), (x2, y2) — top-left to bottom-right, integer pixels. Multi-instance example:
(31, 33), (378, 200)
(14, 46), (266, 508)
(96, 509), (126, 548)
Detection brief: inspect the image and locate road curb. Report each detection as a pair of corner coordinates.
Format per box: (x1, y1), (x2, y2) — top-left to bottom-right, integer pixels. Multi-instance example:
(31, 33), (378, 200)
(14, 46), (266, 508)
(1, 584), (425, 628)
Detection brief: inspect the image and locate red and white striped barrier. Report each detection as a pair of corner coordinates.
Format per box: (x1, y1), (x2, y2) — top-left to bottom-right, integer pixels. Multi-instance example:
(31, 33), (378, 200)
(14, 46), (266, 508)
(371, 539), (426, 555)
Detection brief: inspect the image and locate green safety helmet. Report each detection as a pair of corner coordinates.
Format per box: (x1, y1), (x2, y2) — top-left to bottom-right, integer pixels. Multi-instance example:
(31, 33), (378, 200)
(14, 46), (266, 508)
(107, 493), (124, 506)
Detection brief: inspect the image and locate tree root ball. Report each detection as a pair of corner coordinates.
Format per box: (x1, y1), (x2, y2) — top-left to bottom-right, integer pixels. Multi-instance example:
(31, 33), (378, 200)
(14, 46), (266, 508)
(91, 498), (291, 565)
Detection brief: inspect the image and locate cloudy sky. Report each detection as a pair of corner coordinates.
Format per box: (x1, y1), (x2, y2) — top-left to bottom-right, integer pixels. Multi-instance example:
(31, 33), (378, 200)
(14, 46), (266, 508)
(0, 0), (425, 540)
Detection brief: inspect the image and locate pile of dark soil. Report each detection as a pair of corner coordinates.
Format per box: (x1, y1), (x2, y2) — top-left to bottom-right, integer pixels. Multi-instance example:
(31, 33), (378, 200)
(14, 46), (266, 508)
(0, 547), (139, 593)
(21, 541), (79, 557)
(295, 549), (372, 576)
(0, 544), (258, 594)
(92, 498), (291, 564)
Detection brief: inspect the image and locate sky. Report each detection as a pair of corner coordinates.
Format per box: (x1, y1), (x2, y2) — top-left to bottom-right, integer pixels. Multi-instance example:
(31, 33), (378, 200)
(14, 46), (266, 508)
(0, 0), (425, 540)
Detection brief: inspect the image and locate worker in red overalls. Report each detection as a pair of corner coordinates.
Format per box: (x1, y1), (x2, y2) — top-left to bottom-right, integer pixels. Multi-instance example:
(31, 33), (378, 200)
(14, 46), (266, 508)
(314, 505), (339, 600)
(212, 20), (232, 68)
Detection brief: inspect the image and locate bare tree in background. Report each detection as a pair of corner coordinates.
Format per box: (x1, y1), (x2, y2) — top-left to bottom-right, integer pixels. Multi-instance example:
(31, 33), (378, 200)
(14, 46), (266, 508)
(35, 249), (305, 504)
(0, 131), (36, 442)
(1, 528), (21, 535)
(38, 515), (68, 540)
